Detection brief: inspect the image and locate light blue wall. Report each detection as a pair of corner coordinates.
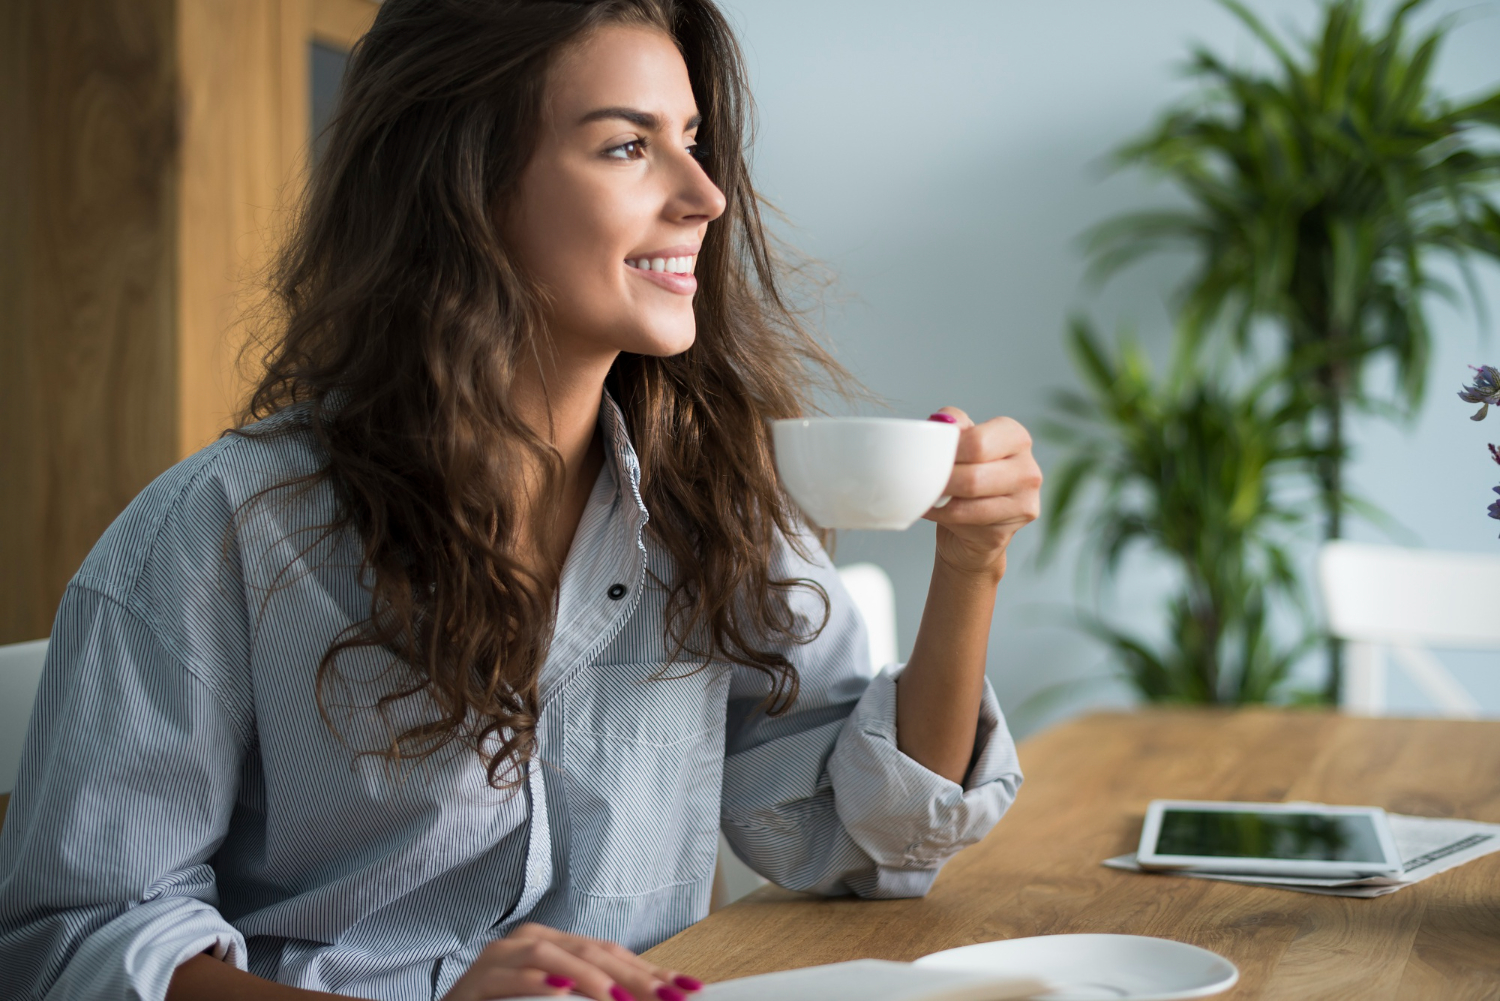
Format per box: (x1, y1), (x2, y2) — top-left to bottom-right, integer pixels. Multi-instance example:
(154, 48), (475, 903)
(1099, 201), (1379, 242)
(721, 0), (1500, 730)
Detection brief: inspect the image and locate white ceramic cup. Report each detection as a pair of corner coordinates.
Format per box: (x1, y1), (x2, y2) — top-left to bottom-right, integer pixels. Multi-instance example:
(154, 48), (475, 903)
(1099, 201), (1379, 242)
(772, 417), (961, 530)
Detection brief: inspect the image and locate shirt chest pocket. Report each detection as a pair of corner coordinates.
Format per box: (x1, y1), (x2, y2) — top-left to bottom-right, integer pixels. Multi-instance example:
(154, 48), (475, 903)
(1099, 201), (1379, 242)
(559, 662), (730, 898)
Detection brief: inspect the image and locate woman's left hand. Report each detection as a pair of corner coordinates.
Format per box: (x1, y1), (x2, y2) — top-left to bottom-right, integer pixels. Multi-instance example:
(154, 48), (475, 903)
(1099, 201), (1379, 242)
(923, 408), (1042, 581)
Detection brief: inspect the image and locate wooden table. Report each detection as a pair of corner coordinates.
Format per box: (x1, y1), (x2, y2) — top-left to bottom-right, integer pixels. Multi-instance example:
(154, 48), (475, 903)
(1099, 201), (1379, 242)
(645, 710), (1500, 998)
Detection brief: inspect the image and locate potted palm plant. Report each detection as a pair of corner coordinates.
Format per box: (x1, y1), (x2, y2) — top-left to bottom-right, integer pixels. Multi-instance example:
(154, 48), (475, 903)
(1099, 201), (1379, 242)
(1043, 321), (1315, 705)
(1086, 0), (1500, 699)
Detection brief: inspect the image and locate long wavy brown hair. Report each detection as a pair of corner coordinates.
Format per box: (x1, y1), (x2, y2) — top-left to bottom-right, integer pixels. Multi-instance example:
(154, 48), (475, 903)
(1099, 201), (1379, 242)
(240, 0), (845, 788)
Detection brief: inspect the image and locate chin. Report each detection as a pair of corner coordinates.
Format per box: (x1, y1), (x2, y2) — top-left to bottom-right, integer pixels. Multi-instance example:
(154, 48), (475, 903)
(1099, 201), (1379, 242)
(640, 333), (697, 358)
(618, 317), (697, 358)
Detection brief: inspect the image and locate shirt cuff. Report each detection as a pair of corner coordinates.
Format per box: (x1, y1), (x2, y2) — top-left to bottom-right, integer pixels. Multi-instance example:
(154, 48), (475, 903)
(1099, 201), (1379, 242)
(826, 665), (1022, 872)
(47, 898), (246, 1001)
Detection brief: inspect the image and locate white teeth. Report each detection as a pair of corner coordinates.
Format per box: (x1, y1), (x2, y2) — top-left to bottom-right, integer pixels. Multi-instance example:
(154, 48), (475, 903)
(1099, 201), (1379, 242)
(628, 255), (696, 274)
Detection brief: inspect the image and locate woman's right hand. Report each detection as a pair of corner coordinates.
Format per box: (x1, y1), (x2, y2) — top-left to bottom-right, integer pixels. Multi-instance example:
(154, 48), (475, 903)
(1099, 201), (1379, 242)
(441, 922), (704, 1001)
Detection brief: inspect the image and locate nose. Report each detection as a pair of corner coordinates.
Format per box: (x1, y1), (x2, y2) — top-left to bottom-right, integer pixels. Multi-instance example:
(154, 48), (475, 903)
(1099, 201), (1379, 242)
(669, 147), (727, 225)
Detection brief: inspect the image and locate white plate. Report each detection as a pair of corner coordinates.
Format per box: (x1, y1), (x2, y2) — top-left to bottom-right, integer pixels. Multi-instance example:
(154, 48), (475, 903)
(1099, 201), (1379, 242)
(914, 934), (1238, 1000)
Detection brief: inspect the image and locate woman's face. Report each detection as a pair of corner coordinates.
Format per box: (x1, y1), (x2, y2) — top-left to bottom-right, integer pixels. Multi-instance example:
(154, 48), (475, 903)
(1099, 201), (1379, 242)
(505, 25), (726, 363)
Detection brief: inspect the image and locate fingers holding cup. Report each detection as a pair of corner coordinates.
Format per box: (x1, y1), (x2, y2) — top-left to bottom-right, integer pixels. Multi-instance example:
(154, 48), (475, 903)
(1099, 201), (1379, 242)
(925, 413), (1041, 536)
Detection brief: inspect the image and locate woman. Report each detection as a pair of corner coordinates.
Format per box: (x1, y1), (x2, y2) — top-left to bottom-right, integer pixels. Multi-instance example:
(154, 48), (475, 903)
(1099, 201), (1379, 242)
(0, 1), (1040, 999)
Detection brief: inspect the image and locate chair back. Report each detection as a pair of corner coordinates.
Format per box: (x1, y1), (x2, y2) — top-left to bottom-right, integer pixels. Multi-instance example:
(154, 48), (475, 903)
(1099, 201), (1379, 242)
(0, 639), (48, 795)
(1318, 541), (1500, 717)
(836, 563), (898, 677)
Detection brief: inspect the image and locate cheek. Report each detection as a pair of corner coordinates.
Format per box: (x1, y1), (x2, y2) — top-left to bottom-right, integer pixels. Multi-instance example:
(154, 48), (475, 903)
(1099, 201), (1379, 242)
(507, 164), (695, 353)
(534, 193), (623, 285)
(510, 167), (625, 287)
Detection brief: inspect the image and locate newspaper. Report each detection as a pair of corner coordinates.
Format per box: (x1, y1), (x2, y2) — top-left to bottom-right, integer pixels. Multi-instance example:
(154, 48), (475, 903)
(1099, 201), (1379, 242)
(1103, 812), (1500, 897)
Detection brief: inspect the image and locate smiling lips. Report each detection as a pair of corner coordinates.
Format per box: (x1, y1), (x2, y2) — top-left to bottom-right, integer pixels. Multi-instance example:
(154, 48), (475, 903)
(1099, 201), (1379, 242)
(626, 250), (698, 294)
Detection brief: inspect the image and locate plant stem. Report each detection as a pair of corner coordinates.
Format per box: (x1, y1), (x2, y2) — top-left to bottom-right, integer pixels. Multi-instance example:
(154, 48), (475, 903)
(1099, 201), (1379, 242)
(1192, 582), (1223, 704)
(1317, 366), (1346, 704)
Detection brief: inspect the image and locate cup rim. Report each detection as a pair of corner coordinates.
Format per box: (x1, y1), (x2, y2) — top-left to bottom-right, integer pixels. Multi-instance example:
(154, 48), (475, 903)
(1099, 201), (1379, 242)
(771, 416), (957, 429)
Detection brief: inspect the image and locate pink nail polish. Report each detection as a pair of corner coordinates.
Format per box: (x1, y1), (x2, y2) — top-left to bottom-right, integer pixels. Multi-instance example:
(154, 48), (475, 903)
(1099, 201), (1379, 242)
(545, 975), (574, 990)
(610, 987), (636, 1001)
(656, 987), (686, 1001)
(673, 976), (704, 992)
(927, 412), (958, 424)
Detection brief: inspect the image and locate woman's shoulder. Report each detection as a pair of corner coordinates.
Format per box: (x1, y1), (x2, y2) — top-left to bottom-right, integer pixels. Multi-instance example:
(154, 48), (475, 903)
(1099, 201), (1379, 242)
(73, 406), (331, 611)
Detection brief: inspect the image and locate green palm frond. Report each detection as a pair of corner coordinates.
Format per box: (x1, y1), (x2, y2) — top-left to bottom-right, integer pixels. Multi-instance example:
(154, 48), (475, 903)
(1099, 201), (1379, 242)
(1090, 0), (1500, 416)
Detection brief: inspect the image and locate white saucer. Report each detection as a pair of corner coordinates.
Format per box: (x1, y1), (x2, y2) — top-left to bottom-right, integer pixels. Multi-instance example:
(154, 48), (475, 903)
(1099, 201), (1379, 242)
(914, 934), (1239, 1000)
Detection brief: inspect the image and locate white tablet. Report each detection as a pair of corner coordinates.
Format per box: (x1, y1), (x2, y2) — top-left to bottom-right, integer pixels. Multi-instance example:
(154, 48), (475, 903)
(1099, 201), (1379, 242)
(1136, 800), (1403, 879)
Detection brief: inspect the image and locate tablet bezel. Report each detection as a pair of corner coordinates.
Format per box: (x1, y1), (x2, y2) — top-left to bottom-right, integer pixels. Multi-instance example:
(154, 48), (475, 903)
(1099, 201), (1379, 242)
(1136, 800), (1404, 879)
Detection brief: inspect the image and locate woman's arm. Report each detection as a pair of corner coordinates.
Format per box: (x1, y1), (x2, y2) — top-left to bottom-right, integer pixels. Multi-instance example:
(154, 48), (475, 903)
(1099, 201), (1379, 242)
(0, 586), (255, 1000)
(896, 410), (1041, 783)
(168, 956), (349, 1001)
(718, 524), (1023, 899)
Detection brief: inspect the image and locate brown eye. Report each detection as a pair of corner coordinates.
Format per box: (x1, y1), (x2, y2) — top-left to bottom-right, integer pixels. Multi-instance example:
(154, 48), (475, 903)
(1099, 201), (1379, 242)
(605, 138), (648, 160)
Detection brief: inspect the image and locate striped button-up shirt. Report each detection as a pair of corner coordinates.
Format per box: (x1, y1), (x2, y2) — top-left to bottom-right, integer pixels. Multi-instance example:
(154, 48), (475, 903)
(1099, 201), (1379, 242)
(0, 397), (1022, 1001)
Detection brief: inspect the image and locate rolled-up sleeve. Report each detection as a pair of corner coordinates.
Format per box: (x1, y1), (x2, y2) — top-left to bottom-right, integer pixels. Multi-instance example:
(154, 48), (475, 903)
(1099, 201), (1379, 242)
(719, 533), (1022, 898)
(0, 585), (248, 1001)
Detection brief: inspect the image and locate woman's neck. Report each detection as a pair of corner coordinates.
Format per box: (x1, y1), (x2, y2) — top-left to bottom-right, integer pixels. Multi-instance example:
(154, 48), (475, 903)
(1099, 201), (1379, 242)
(510, 346), (616, 571)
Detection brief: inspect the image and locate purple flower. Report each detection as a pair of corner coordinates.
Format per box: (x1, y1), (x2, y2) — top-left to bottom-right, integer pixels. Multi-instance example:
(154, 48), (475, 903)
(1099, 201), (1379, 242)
(1459, 364), (1500, 420)
(1489, 448), (1499, 531)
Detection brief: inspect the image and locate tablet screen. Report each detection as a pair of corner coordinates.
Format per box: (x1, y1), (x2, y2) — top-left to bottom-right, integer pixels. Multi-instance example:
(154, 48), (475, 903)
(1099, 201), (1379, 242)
(1155, 809), (1389, 863)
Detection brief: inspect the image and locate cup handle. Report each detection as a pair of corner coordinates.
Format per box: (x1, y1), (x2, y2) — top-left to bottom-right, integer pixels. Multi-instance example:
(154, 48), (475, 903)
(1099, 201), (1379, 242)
(931, 495), (952, 509)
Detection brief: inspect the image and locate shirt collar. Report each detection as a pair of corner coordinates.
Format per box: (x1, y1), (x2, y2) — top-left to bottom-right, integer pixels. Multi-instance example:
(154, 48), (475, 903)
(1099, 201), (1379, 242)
(597, 390), (649, 525)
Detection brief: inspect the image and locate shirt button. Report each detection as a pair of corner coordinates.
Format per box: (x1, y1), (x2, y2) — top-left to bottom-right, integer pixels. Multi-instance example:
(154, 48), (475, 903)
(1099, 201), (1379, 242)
(607, 583), (628, 601)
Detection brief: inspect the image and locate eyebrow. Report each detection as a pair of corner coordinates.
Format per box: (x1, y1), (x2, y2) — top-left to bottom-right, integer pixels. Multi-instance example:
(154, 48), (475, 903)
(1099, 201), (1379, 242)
(576, 107), (702, 131)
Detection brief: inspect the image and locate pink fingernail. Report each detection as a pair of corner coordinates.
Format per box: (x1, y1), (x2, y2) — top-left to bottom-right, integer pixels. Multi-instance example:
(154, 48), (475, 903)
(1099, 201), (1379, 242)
(927, 412), (958, 424)
(673, 976), (704, 992)
(545, 975), (574, 990)
(610, 987), (636, 1001)
(657, 988), (686, 1001)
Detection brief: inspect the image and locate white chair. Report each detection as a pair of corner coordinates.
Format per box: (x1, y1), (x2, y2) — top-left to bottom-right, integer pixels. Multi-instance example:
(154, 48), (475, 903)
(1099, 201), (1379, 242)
(1, 638), (48, 795)
(836, 562), (898, 677)
(1318, 541), (1500, 717)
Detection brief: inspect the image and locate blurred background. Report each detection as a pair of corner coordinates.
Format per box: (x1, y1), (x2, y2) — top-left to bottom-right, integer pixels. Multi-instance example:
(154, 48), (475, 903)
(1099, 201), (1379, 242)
(718, 0), (1500, 730)
(3, 0), (1498, 735)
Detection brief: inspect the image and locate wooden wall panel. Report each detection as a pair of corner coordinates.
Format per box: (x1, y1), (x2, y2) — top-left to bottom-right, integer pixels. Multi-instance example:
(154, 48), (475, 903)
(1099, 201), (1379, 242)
(1, 0), (180, 644)
(0, 0), (37, 643)
(176, 0), (305, 457)
(174, 0), (374, 455)
(0, 0), (378, 644)
(313, 0), (380, 50)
